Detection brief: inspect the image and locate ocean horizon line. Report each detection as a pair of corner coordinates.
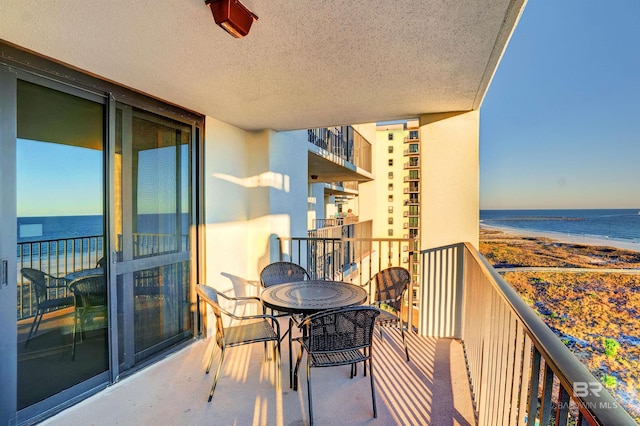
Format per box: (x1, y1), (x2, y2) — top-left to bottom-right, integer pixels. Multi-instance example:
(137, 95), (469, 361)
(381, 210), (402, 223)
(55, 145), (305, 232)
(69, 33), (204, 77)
(481, 223), (640, 253)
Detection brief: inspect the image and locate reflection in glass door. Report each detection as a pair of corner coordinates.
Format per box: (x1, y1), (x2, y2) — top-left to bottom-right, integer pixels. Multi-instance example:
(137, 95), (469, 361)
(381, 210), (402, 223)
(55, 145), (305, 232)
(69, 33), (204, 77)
(16, 80), (107, 410)
(114, 104), (192, 369)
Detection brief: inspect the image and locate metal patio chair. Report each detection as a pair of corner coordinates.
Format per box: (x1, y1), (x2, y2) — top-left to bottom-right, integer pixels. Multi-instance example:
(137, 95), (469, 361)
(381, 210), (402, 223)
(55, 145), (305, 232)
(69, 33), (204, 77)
(293, 305), (380, 426)
(365, 266), (411, 361)
(259, 261), (310, 287)
(260, 261), (312, 384)
(196, 284), (281, 402)
(20, 267), (74, 347)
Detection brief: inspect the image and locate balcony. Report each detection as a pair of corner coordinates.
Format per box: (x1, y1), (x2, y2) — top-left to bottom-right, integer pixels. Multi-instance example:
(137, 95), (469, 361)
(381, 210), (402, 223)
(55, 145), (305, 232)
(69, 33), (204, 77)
(311, 216), (359, 230)
(403, 161), (420, 169)
(42, 239), (636, 425)
(307, 127), (373, 183)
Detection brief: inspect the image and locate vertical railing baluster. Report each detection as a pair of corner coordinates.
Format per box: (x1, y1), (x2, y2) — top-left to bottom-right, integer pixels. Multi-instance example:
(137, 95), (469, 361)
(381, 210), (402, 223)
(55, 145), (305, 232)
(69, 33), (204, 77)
(527, 348), (542, 426)
(539, 363), (554, 424)
(556, 385), (570, 426)
(518, 336), (533, 424)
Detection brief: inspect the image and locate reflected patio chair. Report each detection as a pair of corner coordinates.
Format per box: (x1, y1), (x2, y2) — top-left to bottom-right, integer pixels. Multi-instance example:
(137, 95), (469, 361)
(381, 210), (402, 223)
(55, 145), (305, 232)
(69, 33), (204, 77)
(365, 266), (411, 361)
(20, 267), (74, 347)
(293, 306), (380, 426)
(196, 284), (281, 402)
(69, 274), (107, 360)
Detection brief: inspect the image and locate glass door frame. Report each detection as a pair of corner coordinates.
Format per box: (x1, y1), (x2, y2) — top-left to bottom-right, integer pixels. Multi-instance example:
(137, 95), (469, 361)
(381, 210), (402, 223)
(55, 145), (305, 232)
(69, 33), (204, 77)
(7, 67), (110, 424)
(108, 101), (200, 373)
(0, 63), (18, 426)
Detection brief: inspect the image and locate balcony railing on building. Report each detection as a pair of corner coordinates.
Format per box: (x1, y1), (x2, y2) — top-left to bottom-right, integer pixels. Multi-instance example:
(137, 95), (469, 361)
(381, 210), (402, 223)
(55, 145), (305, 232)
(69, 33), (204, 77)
(341, 181), (359, 191)
(404, 159), (419, 169)
(312, 216), (359, 229)
(307, 126), (372, 173)
(404, 195), (419, 205)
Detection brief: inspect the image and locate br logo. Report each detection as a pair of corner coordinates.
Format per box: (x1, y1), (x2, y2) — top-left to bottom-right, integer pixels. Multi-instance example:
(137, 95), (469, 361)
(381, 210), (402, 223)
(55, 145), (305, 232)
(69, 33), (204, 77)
(573, 381), (603, 398)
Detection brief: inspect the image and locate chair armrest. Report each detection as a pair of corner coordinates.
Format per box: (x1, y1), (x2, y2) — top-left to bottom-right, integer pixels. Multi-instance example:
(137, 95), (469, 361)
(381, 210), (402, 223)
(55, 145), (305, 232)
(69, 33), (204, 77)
(355, 277), (373, 288)
(216, 291), (262, 303)
(45, 276), (70, 288)
(217, 303), (280, 323)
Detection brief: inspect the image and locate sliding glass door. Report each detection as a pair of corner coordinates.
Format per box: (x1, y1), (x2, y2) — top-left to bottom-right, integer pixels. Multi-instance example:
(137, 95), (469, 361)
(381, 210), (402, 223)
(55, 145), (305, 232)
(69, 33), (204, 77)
(15, 79), (108, 412)
(113, 104), (193, 369)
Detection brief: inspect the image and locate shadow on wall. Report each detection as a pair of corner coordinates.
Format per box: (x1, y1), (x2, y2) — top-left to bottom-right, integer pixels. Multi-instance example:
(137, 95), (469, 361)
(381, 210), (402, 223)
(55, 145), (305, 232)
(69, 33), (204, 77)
(256, 233), (293, 280)
(212, 172), (290, 192)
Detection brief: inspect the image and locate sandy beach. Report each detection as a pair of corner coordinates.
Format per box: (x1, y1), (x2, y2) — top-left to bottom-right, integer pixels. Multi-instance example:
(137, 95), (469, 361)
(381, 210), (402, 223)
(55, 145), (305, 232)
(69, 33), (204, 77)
(479, 225), (640, 420)
(481, 223), (640, 253)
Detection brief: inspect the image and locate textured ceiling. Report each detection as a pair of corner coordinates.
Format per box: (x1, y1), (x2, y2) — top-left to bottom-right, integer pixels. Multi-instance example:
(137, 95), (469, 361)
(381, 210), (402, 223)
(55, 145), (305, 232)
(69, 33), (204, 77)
(0, 0), (525, 131)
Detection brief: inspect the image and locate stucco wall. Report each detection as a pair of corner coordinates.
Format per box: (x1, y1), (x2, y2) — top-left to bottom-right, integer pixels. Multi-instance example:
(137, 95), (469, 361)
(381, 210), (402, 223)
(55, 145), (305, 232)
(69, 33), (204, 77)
(419, 111), (480, 249)
(204, 120), (308, 292)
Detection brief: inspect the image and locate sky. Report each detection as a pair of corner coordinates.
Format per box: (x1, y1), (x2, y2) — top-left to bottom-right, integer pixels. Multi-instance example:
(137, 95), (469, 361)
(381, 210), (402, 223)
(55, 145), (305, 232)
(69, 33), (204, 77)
(480, 0), (640, 210)
(17, 139), (103, 217)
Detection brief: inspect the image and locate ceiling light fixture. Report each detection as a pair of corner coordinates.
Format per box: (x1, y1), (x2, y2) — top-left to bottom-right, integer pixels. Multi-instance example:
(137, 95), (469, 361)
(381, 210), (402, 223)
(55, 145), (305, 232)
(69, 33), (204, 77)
(205, 0), (258, 39)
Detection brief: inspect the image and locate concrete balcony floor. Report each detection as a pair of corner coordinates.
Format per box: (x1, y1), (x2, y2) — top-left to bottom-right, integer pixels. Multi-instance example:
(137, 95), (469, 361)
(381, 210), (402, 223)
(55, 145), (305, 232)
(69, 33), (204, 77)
(43, 325), (475, 425)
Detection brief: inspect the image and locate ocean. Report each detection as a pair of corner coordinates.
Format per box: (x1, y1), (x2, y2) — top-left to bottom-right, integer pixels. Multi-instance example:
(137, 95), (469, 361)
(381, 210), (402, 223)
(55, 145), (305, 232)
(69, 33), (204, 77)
(480, 209), (640, 244)
(17, 214), (189, 244)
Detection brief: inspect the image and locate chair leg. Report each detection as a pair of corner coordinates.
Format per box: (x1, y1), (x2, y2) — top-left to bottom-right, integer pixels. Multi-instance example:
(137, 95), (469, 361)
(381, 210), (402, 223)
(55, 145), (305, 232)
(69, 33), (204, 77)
(369, 356), (377, 418)
(206, 340), (218, 374)
(399, 320), (410, 362)
(288, 317), (294, 388)
(293, 345), (303, 391)
(208, 347), (225, 402)
(24, 310), (42, 347)
(306, 359), (314, 426)
(71, 310), (79, 360)
(275, 339), (281, 392)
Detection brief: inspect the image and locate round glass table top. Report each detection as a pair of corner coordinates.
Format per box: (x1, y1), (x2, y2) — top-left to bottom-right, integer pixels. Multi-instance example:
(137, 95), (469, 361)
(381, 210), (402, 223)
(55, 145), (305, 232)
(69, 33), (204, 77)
(261, 280), (368, 314)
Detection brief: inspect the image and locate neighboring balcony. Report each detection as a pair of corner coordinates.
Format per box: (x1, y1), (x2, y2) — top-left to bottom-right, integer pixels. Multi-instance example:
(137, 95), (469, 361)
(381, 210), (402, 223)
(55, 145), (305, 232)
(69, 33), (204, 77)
(322, 181), (359, 202)
(404, 159), (420, 169)
(403, 143), (419, 156)
(311, 216), (360, 229)
(307, 126), (373, 183)
(404, 195), (419, 205)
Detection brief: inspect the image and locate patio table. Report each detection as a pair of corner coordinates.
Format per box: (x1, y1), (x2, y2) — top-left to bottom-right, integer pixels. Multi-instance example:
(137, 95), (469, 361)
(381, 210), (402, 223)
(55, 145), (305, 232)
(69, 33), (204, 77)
(261, 280), (368, 388)
(65, 268), (104, 282)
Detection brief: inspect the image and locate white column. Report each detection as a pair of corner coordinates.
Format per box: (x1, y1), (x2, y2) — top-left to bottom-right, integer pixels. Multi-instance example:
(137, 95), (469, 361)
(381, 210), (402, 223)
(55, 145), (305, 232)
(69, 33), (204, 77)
(419, 111), (480, 250)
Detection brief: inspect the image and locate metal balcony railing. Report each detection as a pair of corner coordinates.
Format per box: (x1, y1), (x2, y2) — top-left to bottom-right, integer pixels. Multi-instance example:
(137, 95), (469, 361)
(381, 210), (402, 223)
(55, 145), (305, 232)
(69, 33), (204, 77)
(307, 126), (372, 173)
(278, 232), (418, 331)
(312, 216), (359, 229)
(420, 242), (636, 425)
(342, 181), (359, 191)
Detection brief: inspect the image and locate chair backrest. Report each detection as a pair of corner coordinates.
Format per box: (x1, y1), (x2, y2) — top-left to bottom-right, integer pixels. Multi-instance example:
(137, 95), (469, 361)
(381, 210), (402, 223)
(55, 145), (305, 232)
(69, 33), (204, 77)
(21, 267), (49, 302)
(69, 275), (107, 308)
(260, 261), (310, 287)
(196, 285), (225, 349)
(303, 306), (380, 353)
(373, 267), (410, 312)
